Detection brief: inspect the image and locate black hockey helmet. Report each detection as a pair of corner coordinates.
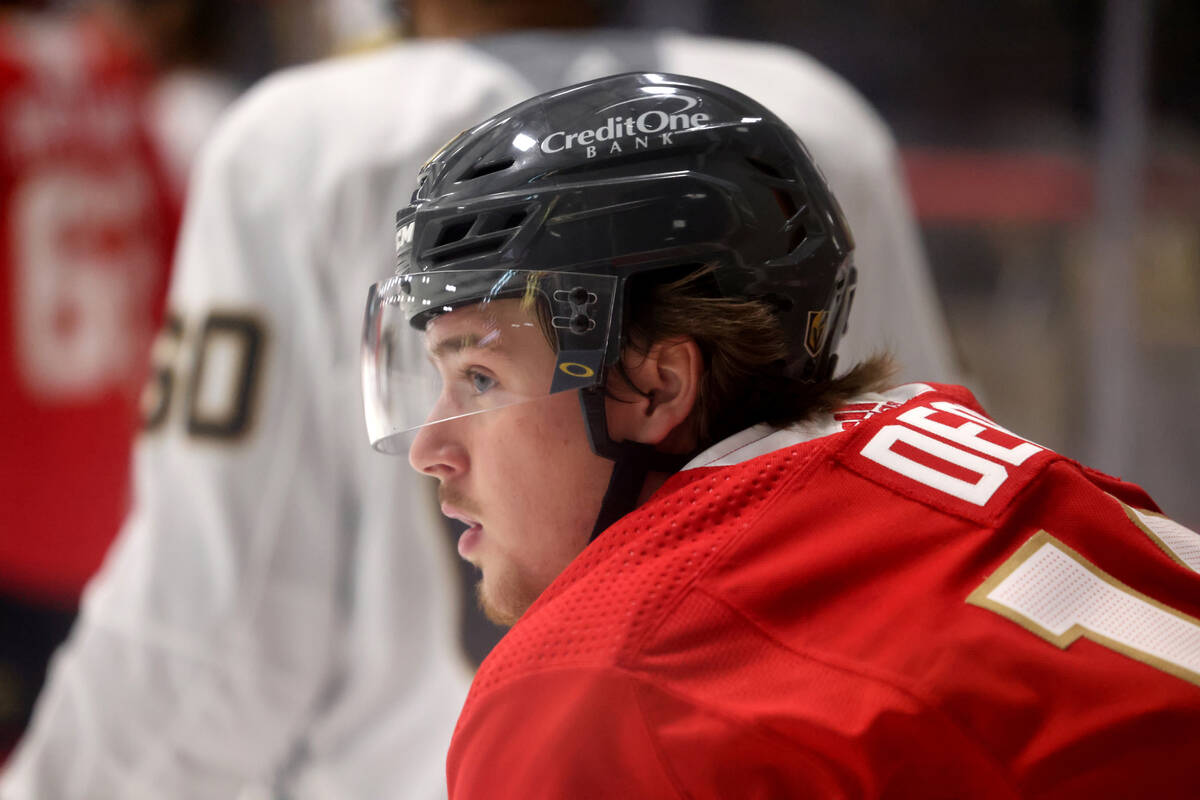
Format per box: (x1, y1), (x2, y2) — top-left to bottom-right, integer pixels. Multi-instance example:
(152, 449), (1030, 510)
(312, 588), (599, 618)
(362, 71), (856, 531)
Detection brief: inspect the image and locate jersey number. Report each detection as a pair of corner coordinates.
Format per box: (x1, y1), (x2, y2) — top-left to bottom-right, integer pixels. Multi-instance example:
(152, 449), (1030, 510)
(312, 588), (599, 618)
(13, 163), (161, 399)
(142, 311), (265, 439)
(969, 521), (1200, 687)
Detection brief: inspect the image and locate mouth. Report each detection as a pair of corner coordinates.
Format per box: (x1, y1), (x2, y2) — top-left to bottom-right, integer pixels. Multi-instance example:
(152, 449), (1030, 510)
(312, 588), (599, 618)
(441, 504), (483, 560)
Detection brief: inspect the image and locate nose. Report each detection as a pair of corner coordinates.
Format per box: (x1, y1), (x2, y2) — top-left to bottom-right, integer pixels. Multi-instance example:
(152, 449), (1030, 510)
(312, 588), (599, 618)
(408, 416), (467, 479)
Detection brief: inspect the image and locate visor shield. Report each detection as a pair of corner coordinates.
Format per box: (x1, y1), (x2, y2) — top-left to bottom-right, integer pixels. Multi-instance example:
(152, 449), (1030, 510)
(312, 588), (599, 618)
(362, 268), (618, 453)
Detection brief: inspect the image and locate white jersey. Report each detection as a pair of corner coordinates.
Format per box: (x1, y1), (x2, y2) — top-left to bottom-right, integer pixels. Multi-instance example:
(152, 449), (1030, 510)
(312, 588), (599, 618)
(1, 30), (958, 800)
(145, 69), (240, 197)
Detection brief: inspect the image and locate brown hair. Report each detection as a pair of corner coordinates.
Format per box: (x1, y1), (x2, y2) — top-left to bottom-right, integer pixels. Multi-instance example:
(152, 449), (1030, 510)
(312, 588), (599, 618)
(618, 265), (895, 448)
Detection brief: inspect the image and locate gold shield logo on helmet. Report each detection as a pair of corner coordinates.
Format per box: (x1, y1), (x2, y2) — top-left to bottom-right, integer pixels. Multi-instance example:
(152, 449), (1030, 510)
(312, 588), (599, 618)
(805, 310), (829, 357)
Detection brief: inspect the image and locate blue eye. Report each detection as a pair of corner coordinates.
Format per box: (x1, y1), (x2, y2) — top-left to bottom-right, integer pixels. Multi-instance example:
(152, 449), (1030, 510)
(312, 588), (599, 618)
(467, 369), (496, 394)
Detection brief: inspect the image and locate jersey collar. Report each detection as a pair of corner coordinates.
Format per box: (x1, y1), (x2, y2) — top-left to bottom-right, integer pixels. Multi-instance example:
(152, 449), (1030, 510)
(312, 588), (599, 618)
(680, 383), (934, 471)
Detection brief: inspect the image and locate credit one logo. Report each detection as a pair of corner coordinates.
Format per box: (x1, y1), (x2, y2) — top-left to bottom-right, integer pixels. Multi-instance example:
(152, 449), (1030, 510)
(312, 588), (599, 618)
(540, 98), (710, 159)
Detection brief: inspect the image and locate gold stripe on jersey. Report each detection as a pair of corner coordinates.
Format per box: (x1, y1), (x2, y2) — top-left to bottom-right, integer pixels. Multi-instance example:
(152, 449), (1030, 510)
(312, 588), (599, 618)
(1119, 502), (1200, 574)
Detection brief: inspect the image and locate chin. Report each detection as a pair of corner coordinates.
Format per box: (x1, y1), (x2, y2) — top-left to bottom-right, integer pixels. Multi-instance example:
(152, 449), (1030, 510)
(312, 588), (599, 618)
(476, 569), (541, 628)
(477, 581), (522, 628)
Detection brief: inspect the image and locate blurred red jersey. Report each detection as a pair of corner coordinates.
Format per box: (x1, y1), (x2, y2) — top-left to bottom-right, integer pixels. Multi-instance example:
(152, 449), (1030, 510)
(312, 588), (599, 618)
(448, 383), (1200, 799)
(0, 13), (177, 604)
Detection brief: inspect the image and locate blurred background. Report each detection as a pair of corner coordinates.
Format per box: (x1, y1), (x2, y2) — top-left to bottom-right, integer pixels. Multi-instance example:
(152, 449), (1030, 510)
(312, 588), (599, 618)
(1, 0), (1196, 765)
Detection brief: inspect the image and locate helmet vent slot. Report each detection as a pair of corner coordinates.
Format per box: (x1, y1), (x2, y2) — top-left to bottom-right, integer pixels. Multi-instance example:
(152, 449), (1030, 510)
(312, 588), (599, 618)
(771, 188), (798, 219)
(746, 156), (784, 179)
(429, 233), (509, 265)
(788, 222), (808, 253)
(770, 188), (808, 252)
(460, 156), (515, 181)
(436, 218), (475, 247)
(474, 208), (529, 236)
(428, 205), (531, 265)
(501, 209), (528, 230)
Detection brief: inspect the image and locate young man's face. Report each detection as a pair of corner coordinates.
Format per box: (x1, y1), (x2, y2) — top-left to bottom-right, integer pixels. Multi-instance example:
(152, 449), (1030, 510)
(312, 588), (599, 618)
(408, 299), (615, 626)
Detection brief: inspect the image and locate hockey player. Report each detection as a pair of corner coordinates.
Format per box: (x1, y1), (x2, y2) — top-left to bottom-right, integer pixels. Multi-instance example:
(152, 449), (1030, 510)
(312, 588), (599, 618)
(2, 4), (959, 799)
(368, 72), (1200, 798)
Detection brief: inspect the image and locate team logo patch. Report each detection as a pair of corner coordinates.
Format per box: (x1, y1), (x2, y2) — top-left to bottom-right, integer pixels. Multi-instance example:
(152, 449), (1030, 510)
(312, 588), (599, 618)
(805, 310), (829, 357)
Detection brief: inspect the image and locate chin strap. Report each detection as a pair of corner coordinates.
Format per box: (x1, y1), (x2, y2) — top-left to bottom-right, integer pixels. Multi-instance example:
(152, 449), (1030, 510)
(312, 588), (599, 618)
(579, 388), (694, 542)
(588, 442), (691, 541)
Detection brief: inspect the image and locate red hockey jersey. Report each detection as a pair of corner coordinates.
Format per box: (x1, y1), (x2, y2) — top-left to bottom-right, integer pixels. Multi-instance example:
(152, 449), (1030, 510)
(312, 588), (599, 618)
(0, 14), (176, 603)
(447, 384), (1200, 799)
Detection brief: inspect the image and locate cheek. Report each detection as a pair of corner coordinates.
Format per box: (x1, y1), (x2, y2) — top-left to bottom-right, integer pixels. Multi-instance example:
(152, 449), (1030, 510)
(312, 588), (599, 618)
(492, 396), (611, 535)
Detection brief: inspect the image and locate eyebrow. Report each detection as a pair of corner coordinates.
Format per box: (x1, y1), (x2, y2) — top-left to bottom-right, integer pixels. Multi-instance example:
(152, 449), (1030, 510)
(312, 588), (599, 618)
(428, 330), (501, 359)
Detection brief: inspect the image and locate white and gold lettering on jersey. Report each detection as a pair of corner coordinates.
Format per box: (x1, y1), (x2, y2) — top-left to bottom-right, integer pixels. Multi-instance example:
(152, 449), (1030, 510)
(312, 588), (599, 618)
(969, 516), (1200, 687)
(857, 399), (1045, 507)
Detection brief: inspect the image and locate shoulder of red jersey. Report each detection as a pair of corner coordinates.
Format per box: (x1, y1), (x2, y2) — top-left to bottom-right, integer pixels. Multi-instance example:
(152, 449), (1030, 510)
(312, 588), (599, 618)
(827, 383), (1158, 526)
(679, 381), (1155, 529)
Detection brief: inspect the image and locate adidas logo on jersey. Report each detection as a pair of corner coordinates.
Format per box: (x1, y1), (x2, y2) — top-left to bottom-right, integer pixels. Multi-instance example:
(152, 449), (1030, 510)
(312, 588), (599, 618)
(540, 95), (710, 160)
(834, 400), (903, 431)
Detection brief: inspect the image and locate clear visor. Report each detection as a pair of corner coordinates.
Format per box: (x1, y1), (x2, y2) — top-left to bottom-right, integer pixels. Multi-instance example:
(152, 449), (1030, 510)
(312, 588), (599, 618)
(362, 268), (618, 453)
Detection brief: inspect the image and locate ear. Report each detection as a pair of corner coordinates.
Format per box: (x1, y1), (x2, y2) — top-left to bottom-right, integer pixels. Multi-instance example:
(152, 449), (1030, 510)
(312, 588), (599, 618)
(606, 337), (704, 453)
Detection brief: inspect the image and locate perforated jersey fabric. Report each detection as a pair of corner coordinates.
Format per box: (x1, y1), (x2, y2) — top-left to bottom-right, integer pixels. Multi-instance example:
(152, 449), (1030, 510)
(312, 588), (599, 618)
(448, 384), (1200, 799)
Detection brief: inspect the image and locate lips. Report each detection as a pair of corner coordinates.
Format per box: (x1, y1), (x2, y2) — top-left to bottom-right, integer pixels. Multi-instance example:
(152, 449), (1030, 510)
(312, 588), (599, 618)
(457, 524), (482, 559)
(441, 503), (483, 560)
